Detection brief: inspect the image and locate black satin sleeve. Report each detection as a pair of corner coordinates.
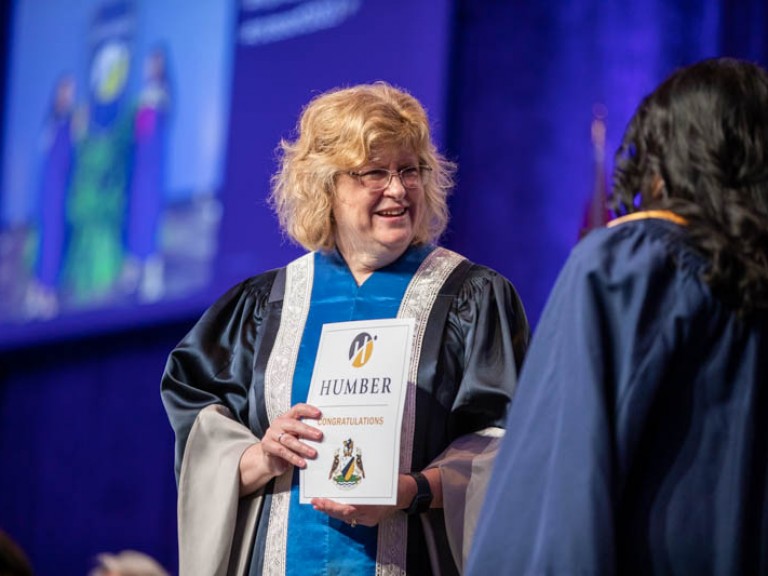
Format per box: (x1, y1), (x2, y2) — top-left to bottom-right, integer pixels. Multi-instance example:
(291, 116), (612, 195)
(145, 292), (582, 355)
(448, 264), (529, 432)
(412, 263), (530, 468)
(160, 270), (279, 479)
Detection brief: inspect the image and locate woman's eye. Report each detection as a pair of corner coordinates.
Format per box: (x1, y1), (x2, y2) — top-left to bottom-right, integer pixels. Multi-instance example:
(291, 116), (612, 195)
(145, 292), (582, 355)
(363, 170), (389, 181)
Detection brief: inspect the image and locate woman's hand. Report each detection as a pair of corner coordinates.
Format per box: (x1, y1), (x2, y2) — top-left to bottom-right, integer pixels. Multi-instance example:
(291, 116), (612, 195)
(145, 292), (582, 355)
(264, 403), (324, 468)
(310, 470), (441, 527)
(239, 403), (323, 495)
(310, 499), (395, 528)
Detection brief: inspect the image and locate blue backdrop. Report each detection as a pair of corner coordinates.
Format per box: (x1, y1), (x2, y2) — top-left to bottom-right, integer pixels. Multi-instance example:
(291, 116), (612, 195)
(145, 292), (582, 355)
(1, 1), (766, 574)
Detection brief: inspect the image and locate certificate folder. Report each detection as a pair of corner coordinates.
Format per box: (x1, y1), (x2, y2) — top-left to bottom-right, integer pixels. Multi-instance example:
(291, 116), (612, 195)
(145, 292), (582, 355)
(299, 318), (414, 505)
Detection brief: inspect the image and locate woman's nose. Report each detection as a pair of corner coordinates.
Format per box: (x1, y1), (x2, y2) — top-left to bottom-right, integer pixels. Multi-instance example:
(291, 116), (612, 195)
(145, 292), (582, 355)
(385, 174), (407, 198)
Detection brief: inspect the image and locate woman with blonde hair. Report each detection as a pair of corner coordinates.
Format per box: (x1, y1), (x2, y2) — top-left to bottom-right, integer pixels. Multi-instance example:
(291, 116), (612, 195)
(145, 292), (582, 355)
(162, 82), (528, 575)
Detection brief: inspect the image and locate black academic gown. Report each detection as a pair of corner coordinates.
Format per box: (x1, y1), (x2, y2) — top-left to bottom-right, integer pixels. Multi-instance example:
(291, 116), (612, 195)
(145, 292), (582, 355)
(162, 247), (529, 575)
(467, 216), (768, 576)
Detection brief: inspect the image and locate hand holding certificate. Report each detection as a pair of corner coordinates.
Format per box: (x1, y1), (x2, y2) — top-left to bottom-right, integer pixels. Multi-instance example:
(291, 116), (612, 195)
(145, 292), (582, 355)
(300, 318), (414, 505)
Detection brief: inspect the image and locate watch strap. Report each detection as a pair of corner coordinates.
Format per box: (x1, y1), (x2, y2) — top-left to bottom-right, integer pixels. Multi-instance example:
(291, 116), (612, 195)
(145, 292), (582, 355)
(405, 471), (433, 515)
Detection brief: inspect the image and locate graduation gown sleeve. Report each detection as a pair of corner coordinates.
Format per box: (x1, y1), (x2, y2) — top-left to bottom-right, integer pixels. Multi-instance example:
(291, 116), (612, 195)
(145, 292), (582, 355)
(177, 404), (263, 576)
(419, 263), (530, 573)
(161, 271), (278, 479)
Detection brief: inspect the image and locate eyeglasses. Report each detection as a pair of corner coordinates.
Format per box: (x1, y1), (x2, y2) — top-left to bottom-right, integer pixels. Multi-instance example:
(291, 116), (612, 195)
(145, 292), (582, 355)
(347, 165), (432, 191)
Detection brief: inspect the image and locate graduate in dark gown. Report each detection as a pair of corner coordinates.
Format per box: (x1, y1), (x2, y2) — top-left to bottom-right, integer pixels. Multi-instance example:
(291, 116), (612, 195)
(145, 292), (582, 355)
(28, 75), (76, 318)
(124, 46), (171, 302)
(162, 83), (529, 575)
(467, 57), (768, 576)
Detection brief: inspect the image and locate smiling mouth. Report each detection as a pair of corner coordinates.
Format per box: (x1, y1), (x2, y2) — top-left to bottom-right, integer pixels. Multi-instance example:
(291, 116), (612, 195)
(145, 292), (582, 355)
(375, 207), (408, 217)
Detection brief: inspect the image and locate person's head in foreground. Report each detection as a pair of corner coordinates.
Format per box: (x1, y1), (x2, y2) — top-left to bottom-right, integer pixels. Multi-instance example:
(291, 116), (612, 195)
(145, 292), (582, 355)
(612, 56), (768, 314)
(89, 550), (169, 576)
(0, 530), (33, 576)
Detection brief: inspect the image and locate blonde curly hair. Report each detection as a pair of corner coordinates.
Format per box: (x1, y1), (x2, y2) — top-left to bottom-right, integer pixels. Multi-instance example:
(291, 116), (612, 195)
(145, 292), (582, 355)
(270, 82), (454, 251)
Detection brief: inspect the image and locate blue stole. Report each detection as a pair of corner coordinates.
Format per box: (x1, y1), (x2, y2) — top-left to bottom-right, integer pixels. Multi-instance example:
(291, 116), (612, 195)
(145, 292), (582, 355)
(285, 245), (433, 576)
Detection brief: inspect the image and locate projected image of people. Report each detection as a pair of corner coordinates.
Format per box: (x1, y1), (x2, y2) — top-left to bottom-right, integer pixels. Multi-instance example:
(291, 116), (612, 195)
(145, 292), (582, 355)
(0, 0), (231, 339)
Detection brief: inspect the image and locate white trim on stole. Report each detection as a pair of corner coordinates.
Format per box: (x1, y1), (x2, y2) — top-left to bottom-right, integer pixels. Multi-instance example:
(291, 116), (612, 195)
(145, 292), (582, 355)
(263, 252), (314, 575)
(261, 248), (465, 575)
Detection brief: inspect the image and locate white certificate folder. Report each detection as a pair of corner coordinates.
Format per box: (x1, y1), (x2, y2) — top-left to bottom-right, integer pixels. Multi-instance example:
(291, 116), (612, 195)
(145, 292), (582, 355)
(299, 318), (414, 505)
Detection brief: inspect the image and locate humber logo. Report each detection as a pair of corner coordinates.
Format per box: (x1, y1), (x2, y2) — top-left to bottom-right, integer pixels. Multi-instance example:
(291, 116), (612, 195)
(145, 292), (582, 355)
(349, 332), (376, 368)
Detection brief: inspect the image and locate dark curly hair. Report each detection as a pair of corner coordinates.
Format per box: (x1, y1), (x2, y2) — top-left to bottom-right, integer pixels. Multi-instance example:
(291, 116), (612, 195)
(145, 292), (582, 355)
(612, 57), (768, 315)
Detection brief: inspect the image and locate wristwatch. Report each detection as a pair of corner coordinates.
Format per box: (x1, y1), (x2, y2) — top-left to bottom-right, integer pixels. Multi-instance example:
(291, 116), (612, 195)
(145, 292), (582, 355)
(404, 471), (433, 515)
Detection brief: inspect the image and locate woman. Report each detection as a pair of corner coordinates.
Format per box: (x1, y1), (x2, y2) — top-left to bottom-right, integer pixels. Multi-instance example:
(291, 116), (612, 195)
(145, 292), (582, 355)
(162, 82), (529, 575)
(467, 58), (768, 575)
